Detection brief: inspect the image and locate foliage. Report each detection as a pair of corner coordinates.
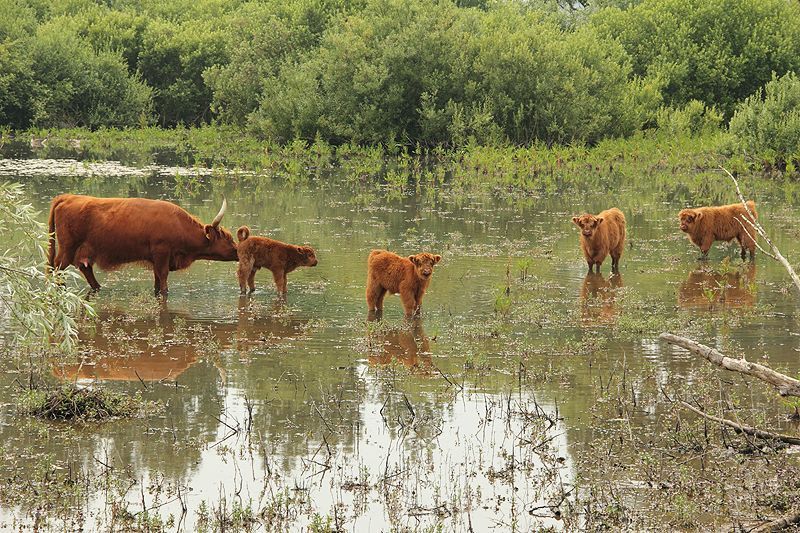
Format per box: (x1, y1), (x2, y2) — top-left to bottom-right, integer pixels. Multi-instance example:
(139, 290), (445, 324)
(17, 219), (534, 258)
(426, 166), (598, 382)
(729, 72), (800, 170)
(0, 182), (92, 352)
(250, 0), (642, 145)
(591, 0), (800, 118)
(1, 0), (799, 148)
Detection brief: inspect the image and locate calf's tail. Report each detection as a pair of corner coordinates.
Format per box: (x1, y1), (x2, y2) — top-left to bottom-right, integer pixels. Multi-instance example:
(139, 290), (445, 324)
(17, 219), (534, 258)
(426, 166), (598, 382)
(47, 197), (59, 269)
(236, 226), (250, 243)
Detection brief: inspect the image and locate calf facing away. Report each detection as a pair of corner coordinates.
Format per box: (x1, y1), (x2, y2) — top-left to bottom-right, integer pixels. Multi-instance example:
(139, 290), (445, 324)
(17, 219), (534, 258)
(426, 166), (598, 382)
(572, 208), (626, 273)
(678, 201), (757, 260)
(236, 226), (317, 295)
(366, 250), (441, 318)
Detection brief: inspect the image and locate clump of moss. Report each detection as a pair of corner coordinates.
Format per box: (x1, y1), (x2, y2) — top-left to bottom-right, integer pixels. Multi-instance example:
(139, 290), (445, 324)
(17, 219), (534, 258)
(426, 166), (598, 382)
(19, 386), (149, 421)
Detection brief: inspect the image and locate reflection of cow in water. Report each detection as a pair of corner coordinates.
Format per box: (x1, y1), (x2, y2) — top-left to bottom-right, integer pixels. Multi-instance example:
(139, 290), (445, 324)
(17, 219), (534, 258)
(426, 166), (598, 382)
(53, 297), (307, 382)
(366, 319), (433, 375)
(678, 263), (756, 310)
(579, 272), (623, 325)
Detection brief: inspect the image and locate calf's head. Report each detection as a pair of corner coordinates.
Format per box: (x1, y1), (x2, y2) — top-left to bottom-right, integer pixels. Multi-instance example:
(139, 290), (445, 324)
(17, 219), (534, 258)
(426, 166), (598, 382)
(408, 253), (441, 280)
(202, 198), (238, 261)
(296, 246), (318, 267)
(572, 214), (603, 238)
(678, 209), (703, 233)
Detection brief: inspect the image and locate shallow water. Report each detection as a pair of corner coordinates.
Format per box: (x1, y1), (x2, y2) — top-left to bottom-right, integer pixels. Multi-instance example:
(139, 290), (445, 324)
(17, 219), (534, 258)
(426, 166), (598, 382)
(1, 151), (799, 529)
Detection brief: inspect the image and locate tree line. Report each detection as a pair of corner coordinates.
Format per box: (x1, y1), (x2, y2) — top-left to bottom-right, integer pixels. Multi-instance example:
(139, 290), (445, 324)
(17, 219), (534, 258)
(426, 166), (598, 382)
(0, 0), (798, 157)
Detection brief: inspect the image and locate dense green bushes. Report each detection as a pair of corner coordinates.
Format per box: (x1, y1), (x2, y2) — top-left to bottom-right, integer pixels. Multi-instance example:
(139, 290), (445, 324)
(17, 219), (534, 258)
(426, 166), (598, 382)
(0, 0), (799, 152)
(591, 0), (800, 118)
(729, 73), (800, 171)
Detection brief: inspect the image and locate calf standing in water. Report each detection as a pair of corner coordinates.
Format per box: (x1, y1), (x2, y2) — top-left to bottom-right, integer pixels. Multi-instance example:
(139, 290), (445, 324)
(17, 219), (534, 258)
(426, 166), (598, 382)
(572, 208), (626, 273)
(678, 201), (757, 260)
(366, 250), (441, 318)
(236, 226), (318, 296)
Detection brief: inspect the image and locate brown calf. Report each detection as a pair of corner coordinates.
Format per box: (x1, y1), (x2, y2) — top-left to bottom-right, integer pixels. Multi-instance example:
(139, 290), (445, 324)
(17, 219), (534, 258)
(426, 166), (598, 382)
(679, 201), (757, 260)
(366, 250), (441, 318)
(236, 226), (318, 295)
(572, 208), (626, 273)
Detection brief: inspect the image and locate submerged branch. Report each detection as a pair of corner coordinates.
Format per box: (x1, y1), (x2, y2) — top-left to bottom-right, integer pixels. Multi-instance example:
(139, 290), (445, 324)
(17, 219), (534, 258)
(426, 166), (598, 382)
(752, 511), (800, 533)
(679, 401), (800, 446)
(660, 333), (800, 397)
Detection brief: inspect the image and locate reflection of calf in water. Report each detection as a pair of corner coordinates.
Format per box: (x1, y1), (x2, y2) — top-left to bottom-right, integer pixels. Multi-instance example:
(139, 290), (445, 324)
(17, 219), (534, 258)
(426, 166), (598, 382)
(678, 263), (756, 310)
(580, 272), (623, 325)
(366, 318), (433, 375)
(54, 297), (307, 382)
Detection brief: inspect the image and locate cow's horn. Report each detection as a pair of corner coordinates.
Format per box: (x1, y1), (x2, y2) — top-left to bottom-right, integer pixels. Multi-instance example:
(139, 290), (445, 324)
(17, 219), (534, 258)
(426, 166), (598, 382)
(211, 197), (227, 227)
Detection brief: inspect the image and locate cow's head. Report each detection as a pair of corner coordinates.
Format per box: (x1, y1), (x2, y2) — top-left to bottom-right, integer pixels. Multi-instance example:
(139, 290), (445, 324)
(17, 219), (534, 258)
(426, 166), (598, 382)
(203, 198), (238, 261)
(678, 209), (702, 233)
(296, 245), (318, 267)
(408, 253), (441, 280)
(572, 214), (603, 238)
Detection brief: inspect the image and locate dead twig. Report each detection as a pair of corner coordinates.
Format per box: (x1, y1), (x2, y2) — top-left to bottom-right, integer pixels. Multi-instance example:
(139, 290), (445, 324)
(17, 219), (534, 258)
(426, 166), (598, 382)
(660, 333), (800, 397)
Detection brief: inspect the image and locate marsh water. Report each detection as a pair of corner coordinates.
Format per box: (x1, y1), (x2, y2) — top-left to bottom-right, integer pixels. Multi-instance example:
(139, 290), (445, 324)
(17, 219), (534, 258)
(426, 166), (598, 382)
(2, 143), (800, 530)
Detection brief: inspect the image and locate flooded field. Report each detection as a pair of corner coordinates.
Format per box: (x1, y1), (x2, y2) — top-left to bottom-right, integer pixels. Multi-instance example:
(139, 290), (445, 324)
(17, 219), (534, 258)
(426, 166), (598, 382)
(2, 145), (800, 530)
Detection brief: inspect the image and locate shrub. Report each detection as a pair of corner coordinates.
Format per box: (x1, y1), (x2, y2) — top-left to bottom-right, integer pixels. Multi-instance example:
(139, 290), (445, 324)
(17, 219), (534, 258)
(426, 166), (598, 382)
(591, 0), (800, 118)
(729, 72), (800, 170)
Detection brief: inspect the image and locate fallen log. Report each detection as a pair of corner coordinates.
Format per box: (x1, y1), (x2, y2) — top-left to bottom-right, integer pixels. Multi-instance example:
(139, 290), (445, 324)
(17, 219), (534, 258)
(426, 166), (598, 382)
(660, 333), (800, 397)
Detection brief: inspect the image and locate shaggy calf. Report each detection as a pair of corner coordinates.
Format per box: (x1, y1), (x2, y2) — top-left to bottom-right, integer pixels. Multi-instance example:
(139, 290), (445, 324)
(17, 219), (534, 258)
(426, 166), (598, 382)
(236, 226), (317, 295)
(572, 208), (626, 273)
(366, 250), (441, 318)
(678, 201), (757, 260)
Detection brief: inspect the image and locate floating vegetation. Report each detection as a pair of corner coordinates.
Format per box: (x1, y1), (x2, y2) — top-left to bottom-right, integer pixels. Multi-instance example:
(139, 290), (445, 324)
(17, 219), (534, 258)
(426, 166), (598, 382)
(19, 386), (154, 421)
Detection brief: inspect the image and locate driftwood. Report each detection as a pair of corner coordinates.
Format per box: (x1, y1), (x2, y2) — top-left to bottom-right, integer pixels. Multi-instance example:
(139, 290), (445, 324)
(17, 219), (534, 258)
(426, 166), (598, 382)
(722, 166), (800, 293)
(660, 333), (800, 397)
(751, 511), (800, 533)
(679, 401), (800, 446)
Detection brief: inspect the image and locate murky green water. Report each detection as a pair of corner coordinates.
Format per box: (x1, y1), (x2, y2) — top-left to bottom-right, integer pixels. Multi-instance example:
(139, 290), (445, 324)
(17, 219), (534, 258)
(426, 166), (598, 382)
(2, 147), (800, 530)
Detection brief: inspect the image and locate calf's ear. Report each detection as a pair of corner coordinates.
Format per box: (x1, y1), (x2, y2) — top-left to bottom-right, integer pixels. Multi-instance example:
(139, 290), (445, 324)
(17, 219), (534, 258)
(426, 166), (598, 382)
(434, 255), (441, 264)
(408, 255), (419, 265)
(695, 211), (704, 220)
(596, 217), (604, 225)
(571, 216), (579, 225)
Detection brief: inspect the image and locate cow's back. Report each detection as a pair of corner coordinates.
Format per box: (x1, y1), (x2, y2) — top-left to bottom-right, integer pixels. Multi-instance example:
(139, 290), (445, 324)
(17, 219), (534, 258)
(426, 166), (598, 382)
(51, 195), (202, 269)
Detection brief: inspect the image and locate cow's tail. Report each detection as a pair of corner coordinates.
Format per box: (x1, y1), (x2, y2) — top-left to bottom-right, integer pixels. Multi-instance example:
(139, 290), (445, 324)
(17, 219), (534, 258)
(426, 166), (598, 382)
(47, 197), (60, 270)
(236, 226), (250, 243)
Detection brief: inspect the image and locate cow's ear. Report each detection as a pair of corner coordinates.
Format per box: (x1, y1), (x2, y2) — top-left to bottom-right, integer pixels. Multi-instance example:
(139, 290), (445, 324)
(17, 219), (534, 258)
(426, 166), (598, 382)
(204, 224), (216, 240)
(434, 255), (441, 264)
(596, 217), (604, 225)
(571, 216), (579, 225)
(408, 255), (419, 265)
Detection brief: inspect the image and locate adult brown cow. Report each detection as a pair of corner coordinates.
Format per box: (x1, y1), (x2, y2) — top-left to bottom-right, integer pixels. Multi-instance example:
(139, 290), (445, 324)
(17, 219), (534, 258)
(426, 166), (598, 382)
(48, 194), (238, 295)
